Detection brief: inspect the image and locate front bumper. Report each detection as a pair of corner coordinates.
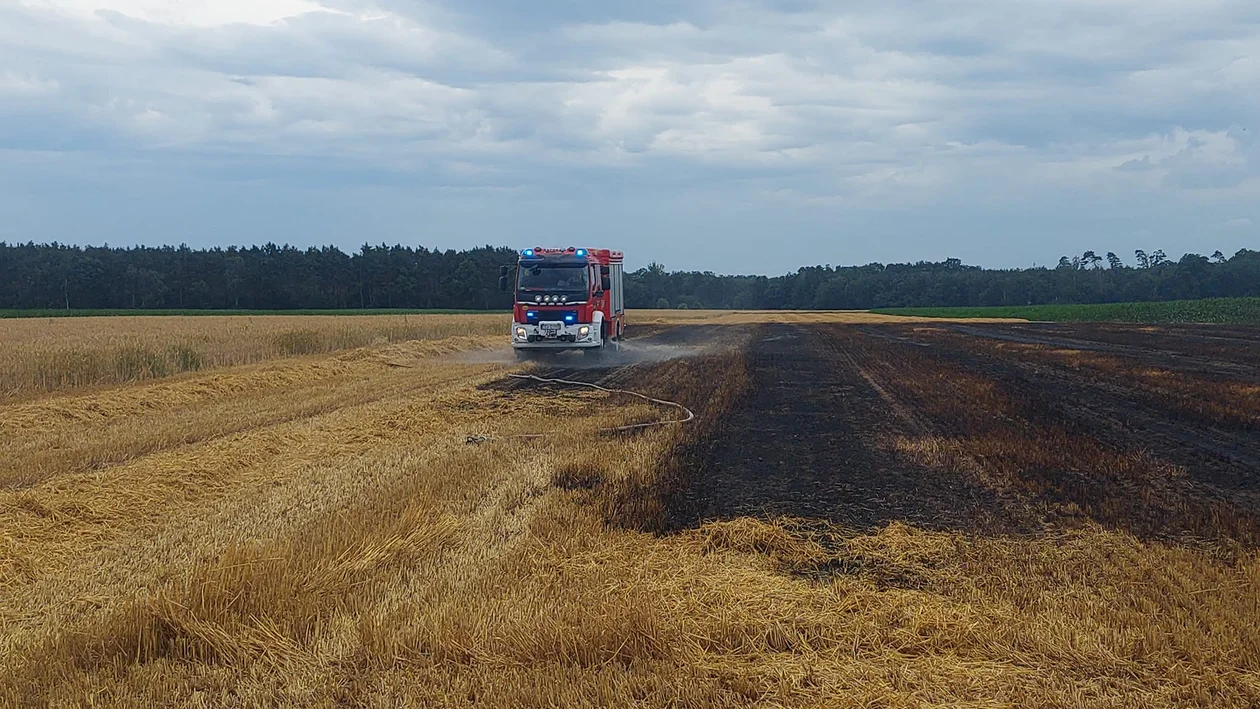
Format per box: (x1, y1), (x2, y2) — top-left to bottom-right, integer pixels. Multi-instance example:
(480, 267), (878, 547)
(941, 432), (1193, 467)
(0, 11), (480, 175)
(511, 322), (601, 349)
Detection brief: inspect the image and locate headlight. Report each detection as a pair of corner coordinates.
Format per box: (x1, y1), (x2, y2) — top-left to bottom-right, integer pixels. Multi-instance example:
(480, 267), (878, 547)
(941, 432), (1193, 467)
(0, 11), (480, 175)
(515, 327), (527, 338)
(578, 325), (590, 337)
(534, 295), (542, 303)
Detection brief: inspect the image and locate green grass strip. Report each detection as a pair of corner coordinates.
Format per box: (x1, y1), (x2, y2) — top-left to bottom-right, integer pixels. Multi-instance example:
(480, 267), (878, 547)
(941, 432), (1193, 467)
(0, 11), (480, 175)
(871, 297), (1260, 325)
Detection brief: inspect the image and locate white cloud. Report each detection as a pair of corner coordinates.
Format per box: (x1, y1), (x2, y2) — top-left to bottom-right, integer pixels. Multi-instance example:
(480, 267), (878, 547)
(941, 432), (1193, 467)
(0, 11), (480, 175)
(1, 0), (1258, 270)
(21, 0), (329, 27)
(0, 71), (60, 95)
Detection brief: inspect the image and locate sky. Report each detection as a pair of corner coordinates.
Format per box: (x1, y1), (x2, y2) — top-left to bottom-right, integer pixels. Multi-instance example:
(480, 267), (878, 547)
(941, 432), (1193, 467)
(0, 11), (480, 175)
(1, 0), (1257, 274)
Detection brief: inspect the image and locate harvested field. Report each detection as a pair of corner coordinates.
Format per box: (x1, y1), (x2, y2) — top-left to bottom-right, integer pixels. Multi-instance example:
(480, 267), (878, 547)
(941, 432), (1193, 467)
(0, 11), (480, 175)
(3, 314), (1258, 707)
(0, 314), (508, 400)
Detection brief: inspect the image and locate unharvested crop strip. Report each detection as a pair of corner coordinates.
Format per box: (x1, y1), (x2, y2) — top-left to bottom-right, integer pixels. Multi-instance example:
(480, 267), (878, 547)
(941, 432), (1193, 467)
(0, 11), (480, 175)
(0, 315), (509, 398)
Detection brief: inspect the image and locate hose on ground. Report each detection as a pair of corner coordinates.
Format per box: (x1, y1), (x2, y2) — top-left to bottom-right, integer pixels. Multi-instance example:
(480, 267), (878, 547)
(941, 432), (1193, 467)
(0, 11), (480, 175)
(465, 373), (695, 444)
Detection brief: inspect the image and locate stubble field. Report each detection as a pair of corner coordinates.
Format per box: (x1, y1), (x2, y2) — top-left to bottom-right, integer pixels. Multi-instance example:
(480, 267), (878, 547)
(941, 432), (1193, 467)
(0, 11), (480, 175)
(2, 312), (1257, 707)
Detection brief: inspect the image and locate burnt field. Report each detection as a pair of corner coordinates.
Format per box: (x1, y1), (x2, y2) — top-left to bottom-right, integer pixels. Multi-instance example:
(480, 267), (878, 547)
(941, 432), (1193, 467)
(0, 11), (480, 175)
(674, 322), (1260, 546)
(5, 313), (1259, 707)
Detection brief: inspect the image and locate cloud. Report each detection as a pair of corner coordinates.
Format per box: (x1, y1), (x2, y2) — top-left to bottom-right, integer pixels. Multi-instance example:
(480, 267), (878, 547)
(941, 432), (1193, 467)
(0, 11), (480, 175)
(21, 0), (328, 27)
(1, 0), (1258, 272)
(0, 71), (60, 99)
(1115, 156), (1156, 173)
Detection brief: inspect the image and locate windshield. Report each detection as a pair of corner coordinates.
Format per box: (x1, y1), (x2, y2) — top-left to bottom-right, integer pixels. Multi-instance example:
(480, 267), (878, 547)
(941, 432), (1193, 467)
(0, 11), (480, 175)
(517, 263), (589, 293)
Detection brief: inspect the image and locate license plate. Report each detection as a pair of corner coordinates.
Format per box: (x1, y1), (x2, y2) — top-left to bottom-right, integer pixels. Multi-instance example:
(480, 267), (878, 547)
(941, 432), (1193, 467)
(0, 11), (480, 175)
(540, 322), (561, 337)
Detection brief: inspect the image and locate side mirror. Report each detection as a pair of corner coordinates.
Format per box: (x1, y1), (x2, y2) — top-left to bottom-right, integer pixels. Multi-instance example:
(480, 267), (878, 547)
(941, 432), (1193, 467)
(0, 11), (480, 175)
(498, 276), (508, 292)
(499, 266), (509, 277)
(601, 275), (611, 292)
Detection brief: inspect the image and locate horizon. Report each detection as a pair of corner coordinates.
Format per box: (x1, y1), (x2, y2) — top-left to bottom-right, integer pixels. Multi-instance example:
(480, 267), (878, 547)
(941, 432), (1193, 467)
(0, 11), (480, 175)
(1, 238), (1249, 278)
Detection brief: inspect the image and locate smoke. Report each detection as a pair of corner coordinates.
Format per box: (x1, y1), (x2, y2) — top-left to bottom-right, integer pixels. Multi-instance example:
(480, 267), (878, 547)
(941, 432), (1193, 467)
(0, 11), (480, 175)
(566, 341), (713, 368)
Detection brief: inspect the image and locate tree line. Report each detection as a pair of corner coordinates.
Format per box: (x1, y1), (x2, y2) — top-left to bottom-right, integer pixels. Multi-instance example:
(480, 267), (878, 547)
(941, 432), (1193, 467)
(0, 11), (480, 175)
(0, 242), (519, 311)
(1, 242), (1258, 311)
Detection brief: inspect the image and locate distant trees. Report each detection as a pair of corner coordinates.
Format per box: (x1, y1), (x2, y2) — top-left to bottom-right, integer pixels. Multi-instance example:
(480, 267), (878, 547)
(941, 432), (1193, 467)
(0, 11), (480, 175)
(1, 242), (1258, 312)
(619, 248), (1260, 310)
(0, 242), (518, 311)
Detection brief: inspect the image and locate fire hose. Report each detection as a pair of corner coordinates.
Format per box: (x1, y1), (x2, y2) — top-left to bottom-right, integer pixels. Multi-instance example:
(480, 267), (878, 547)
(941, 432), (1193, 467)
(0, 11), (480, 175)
(465, 373), (695, 444)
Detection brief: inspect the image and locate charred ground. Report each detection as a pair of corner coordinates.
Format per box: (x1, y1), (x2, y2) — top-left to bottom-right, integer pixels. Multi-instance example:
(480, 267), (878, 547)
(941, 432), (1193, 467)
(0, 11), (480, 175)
(660, 321), (1260, 548)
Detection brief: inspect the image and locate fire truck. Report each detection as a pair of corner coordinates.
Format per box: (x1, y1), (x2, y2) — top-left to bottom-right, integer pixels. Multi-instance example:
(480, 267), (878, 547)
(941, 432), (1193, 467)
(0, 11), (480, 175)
(499, 247), (625, 358)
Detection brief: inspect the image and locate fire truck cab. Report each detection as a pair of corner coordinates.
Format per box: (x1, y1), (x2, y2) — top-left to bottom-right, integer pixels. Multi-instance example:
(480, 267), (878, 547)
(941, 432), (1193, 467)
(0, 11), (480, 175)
(500, 247), (625, 357)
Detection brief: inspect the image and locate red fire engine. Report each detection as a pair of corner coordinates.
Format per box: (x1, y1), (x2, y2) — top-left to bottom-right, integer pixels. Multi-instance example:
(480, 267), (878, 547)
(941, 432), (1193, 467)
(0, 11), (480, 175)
(499, 247), (625, 358)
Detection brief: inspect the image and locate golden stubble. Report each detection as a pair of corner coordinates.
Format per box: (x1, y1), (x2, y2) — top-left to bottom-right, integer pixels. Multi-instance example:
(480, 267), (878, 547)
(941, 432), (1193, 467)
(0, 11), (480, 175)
(0, 314), (509, 400)
(0, 318), (1256, 708)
